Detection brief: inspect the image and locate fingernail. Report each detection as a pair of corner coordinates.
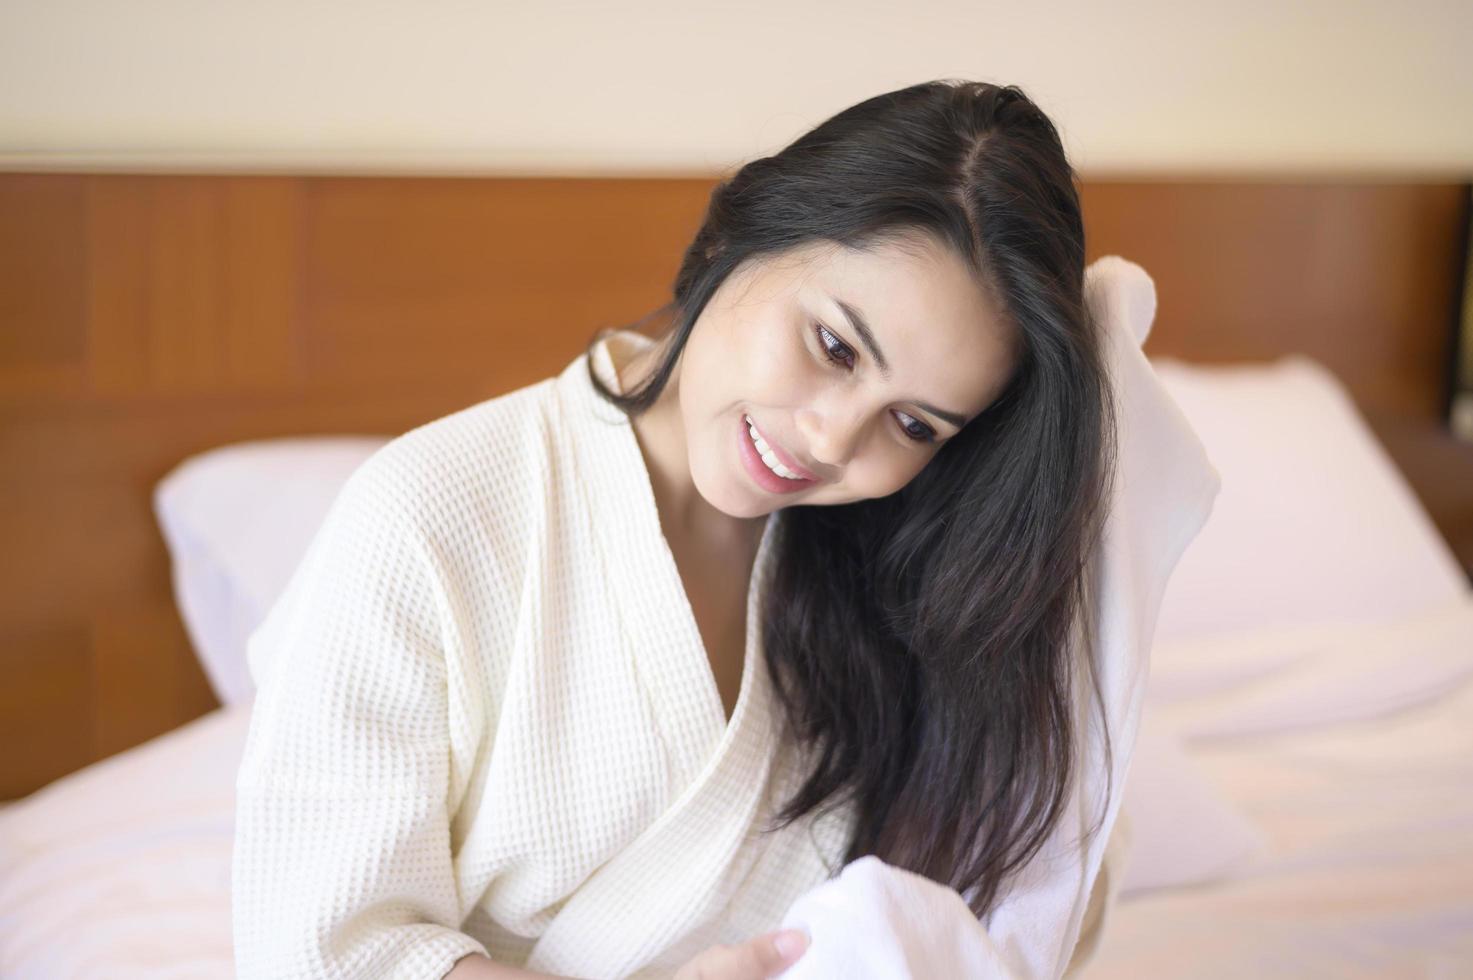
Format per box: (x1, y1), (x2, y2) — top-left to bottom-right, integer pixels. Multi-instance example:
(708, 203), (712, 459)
(775, 929), (810, 959)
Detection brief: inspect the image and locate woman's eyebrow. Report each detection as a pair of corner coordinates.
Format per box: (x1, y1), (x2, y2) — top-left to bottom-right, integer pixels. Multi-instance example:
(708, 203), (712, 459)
(834, 298), (892, 378)
(833, 296), (971, 428)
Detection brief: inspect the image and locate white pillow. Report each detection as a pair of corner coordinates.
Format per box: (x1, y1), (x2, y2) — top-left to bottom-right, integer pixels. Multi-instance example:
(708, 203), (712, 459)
(153, 437), (390, 705)
(1149, 355), (1468, 645)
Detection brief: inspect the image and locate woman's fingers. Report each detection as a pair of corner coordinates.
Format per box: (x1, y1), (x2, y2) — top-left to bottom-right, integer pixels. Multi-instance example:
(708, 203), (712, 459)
(675, 928), (811, 979)
(745, 929), (810, 977)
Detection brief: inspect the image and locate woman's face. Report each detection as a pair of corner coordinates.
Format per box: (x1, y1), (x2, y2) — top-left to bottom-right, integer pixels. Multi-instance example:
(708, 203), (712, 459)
(676, 233), (1018, 519)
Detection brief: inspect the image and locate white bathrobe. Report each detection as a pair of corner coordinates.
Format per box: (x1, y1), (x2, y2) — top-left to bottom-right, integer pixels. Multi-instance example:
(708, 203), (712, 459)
(233, 255), (1215, 979)
(233, 328), (855, 980)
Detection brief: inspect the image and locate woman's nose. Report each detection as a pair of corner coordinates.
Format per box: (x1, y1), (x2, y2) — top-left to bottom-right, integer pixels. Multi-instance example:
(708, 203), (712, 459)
(796, 404), (866, 469)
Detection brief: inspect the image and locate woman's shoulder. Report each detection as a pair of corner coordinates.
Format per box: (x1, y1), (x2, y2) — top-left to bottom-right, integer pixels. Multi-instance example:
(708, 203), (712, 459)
(353, 375), (562, 521)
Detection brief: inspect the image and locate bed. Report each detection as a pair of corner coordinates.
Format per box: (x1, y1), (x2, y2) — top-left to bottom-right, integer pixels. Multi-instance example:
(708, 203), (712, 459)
(1, 175), (1471, 977)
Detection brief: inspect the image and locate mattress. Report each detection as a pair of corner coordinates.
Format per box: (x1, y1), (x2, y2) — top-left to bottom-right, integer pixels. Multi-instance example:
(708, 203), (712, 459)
(1086, 595), (1473, 978)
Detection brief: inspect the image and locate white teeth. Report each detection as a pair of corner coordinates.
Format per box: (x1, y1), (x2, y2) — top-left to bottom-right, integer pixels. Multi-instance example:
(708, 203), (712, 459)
(744, 415), (806, 480)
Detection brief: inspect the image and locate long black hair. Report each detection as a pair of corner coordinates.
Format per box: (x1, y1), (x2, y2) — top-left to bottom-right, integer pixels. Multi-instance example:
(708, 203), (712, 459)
(585, 79), (1118, 919)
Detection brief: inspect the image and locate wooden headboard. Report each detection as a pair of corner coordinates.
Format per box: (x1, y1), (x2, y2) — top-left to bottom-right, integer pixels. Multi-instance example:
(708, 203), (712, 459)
(2, 173), (1469, 799)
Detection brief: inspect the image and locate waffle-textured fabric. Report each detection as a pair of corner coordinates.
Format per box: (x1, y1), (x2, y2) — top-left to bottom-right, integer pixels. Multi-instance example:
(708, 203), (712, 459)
(232, 254), (1204, 979)
(232, 331), (857, 980)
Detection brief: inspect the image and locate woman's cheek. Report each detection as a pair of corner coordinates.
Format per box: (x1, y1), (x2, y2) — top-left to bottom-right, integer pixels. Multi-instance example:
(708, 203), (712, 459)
(764, 348), (822, 403)
(871, 452), (925, 499)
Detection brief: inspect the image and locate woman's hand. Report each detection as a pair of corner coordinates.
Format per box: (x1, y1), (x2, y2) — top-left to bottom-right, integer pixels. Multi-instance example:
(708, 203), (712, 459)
(672, 928), (811, 979)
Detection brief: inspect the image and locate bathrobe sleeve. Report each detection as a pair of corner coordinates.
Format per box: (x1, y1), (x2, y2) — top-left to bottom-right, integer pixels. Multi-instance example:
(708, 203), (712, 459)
(232, 450), (490, 980)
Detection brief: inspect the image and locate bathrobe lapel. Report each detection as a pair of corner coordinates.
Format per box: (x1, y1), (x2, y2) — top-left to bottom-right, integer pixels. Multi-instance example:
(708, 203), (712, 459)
(524, 332), (793, 976)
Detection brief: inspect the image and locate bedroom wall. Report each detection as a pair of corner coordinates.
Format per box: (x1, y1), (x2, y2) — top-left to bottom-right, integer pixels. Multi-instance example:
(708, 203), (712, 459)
(1, 0), (1470, 177)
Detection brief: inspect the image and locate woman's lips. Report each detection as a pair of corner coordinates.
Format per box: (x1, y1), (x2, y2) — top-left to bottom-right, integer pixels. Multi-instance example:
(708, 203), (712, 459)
(747, 416), (819, 481)
(738, 413), (817, 494)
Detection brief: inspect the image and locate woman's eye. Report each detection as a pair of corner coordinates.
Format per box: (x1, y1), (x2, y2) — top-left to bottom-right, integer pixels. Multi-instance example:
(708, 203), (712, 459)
(814, 323), (855, 370)
(896, 411), (936, 443)
(814, 322), (937, 445)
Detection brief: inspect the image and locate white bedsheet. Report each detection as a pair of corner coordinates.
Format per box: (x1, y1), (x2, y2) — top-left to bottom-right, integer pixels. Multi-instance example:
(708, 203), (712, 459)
(1086, 594), (1473, 979)
(0, 700), (249, 978)
(2, 596), (1470, 978)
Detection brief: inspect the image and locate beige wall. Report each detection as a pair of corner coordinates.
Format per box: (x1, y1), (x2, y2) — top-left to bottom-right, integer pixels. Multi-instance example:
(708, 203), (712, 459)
(0, 0), (1469, 177)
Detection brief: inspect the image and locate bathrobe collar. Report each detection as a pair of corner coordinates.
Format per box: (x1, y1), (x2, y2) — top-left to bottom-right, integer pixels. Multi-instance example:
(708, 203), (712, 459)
(529, 330), (791, 975)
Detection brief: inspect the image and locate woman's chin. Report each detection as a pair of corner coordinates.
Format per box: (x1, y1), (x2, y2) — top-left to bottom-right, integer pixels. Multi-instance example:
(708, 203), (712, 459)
(690, 470), (773, 522)
(712, 488), (772, 521)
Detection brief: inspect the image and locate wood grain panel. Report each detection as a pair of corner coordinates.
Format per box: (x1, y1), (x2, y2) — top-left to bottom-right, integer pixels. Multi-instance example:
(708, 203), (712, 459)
(0, 621), (92, 800)
(1081, 180), (1466, 418)
(0, 480), (160, 629)
(1081, 179), (1473, 573)
(0, 172), (1467, 801)
(298, 177), (709, 392)
(88, 176), (303, 399)
(0, 175), (88, 401)
(93, 597), (217, 758)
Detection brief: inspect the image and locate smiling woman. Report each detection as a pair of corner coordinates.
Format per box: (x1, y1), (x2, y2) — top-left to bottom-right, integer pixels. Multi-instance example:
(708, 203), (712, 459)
(586, 78), (1118, 932)
(232, 77), (1121, 980)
